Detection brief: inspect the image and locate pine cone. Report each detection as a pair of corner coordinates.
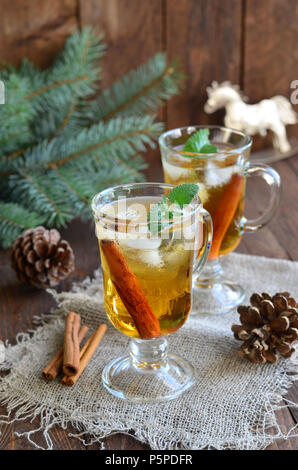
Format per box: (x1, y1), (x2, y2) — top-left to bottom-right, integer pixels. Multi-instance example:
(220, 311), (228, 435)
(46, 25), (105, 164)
(232, 292), (298, 364)
(11, 226), (75, 288)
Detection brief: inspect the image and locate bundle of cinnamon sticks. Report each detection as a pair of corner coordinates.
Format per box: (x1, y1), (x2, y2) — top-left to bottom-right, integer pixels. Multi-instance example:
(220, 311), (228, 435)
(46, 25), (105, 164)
(42, 311), (107, 386)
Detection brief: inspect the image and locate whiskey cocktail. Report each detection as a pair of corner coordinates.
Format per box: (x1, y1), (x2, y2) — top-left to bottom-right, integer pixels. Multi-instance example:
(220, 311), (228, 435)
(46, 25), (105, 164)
(92, 182), (212, 401)
(159, 126), (280, 315)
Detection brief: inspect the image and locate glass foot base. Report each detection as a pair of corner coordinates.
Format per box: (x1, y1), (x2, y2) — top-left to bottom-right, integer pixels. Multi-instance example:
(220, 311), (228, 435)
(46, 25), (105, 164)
(192, 279), (245, 315)
(191, 257), (245, 315)
(102, 353), (195, 403)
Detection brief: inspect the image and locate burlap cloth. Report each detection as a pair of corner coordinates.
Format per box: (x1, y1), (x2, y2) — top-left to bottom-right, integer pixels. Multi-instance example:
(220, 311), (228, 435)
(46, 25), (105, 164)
(0, 252), (297, 450)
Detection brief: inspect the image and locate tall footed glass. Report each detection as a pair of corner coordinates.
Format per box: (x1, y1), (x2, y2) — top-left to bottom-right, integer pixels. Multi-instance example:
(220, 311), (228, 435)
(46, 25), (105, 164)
(92, 183), (212, 402)
(159, 126), (281, 315)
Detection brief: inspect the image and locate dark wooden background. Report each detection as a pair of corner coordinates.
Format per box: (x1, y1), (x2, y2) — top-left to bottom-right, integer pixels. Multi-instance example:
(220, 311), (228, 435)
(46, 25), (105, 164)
(1, 0), (298, 451)
(1, 0), (298, 155)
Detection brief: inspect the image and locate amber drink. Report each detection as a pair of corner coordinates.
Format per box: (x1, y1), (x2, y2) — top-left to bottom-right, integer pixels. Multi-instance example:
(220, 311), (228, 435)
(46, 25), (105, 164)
(97, 197), (199, 339)
(163, 143), (245, 259)
(92, 183), (212, 402)
(100, 208), (195, 339)
(159, 126), (280, 315)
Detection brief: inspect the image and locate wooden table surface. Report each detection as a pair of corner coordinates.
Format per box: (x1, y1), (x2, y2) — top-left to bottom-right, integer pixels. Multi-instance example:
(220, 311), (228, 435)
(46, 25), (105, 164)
(0, 154), (297, 450)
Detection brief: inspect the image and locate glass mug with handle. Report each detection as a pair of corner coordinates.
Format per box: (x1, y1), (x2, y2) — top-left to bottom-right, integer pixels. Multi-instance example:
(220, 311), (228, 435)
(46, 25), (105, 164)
(92, 182), (212, 402)
(159, 125), (281, 315)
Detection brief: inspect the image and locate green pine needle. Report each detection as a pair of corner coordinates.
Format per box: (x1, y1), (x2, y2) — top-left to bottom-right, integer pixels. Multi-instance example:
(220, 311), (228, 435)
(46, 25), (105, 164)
(1, 115), (162, 174)
(83, 53), (185, 125)
(0, 202), (46, 248)
(0, 28), (185, 248)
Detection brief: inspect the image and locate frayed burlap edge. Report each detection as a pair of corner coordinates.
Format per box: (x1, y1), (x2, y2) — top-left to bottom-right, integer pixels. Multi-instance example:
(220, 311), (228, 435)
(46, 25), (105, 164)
(0, 260), (297, 450)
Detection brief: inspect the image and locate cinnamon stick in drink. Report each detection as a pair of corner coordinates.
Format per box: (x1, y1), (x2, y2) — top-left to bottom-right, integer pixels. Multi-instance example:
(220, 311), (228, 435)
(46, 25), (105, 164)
(63, 311), (81, 376)
(209, 173), (244, 260)
(100, 240), (161, 339)
(42, 324), (89, 381)
(61, 324), (107, 386)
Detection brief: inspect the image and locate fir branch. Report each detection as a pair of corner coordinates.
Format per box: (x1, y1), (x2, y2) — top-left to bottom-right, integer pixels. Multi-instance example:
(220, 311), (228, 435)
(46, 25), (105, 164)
(30, 28), (105, 141)
(28, 28), (104, 104)
(24, 75), (89, 101)
(0, 202), (46, 248)
(83, 53), (184, 125)
(50, 30), (104, 136)
(51, 167), (90, 219)
(8, 170), (75, 227)
(0, 28), (105, 155)
(0, 29), (185, 248)
(0, 74), (34, 154)
(1, 115), (163, 173)
(55, 156), (146, 220)
(53, 115), (162, 169)
(49, 126), (157, 169)
(103, 152), (147, 182)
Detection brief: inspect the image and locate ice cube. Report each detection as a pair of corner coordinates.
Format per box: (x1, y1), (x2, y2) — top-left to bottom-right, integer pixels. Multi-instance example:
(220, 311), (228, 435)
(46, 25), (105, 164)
(121, 237), (162, 250)
(197, 183), (209, 204)
(165, 244), (189, 271)
(116, 208), (140, 220)
(205, 161), (235, 187)
(163, 159), (194, 181)
(139, 249), (164, 267)
(100, 201), (141, 221)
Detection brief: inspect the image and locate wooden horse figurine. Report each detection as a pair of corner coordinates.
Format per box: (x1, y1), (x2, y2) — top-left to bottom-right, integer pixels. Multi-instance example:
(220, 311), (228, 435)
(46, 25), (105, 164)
(204, 81), (297, 153)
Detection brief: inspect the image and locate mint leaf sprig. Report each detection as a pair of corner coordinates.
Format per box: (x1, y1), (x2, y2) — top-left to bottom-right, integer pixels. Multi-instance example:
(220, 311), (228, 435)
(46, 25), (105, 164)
(148, 183), (199, 234)
(168, 183), (198, 208)
(182, 128), (218, 155)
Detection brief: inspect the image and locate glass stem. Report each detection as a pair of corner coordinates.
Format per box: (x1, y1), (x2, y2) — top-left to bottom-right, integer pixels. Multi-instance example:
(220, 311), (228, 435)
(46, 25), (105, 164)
(193, 258), (224, 289)
(129, 337), (168, 370)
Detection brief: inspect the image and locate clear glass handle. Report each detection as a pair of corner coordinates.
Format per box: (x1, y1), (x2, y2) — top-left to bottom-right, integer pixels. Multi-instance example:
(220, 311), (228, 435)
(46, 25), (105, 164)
(244, 163), (281, 232)
(194, 208), (213, 274)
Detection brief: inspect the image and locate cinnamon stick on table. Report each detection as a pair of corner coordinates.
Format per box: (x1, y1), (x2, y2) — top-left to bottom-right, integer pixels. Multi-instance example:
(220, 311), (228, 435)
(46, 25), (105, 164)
(63, 311), (82, 376)
(61, 323), (107, 387)
(42, 324), (89, 381)
(100, 240), (161, 339)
